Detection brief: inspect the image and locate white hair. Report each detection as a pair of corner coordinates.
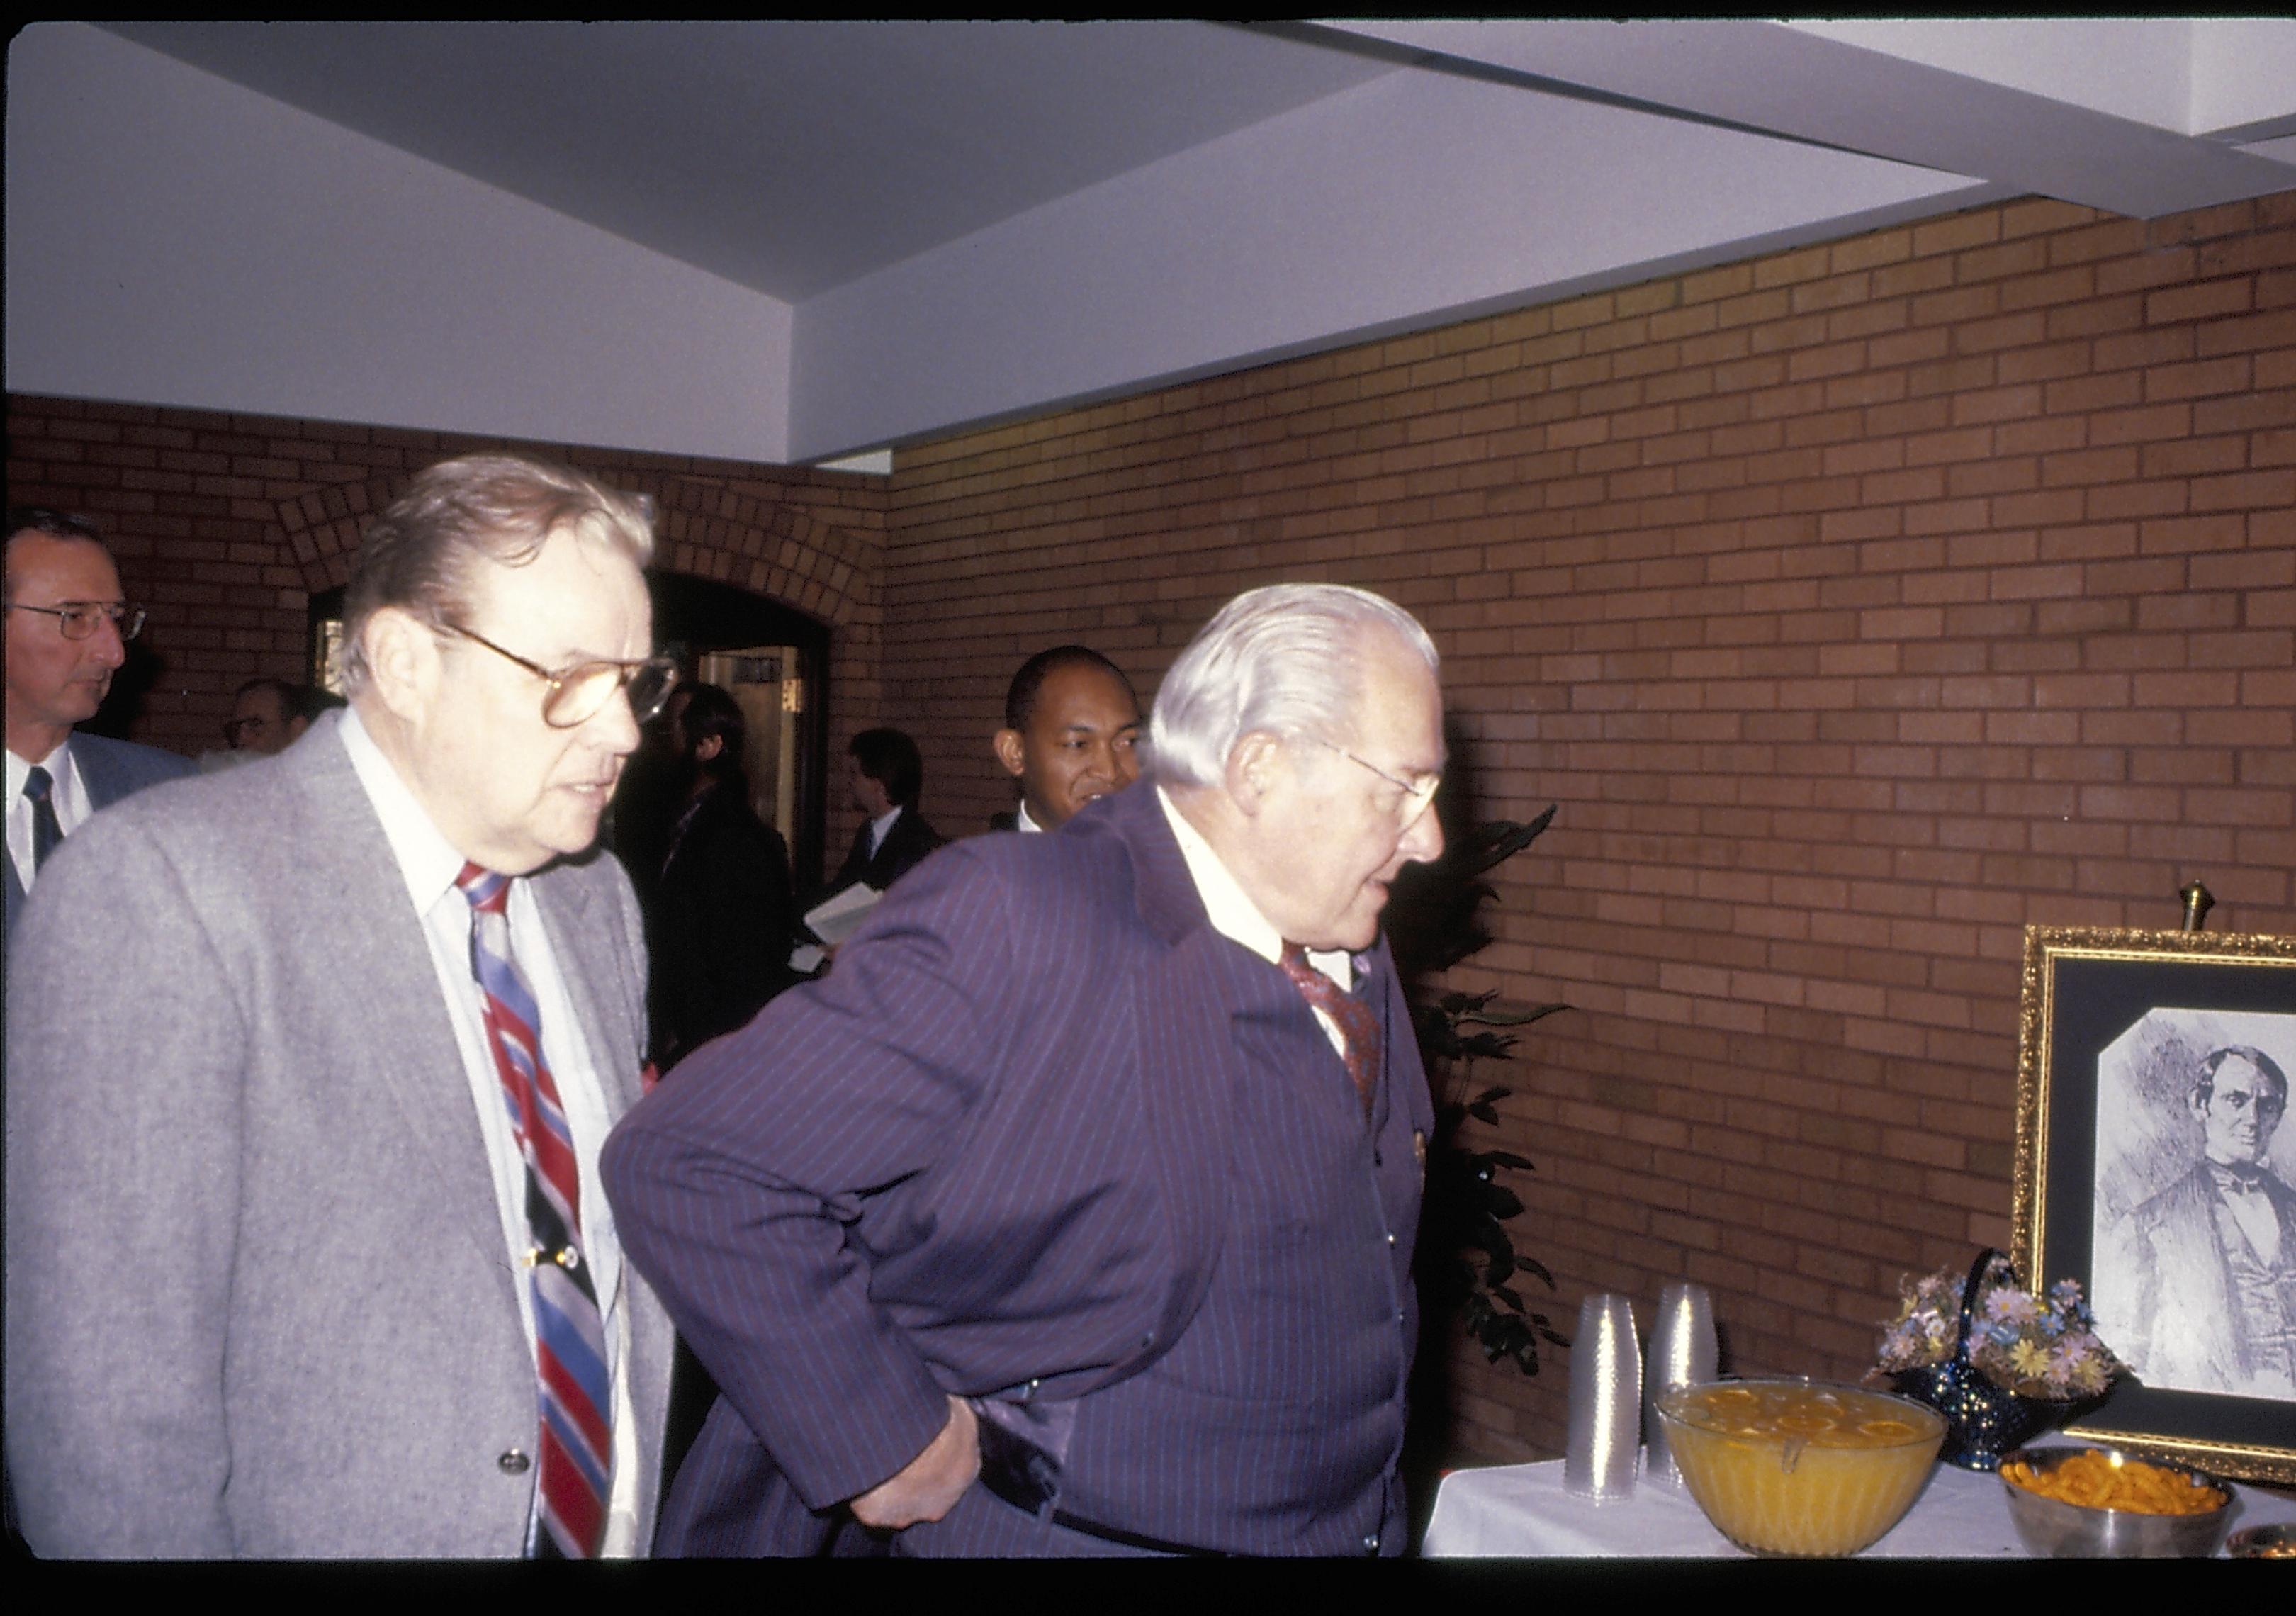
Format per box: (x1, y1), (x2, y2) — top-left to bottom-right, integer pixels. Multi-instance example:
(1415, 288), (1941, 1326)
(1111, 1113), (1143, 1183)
(1145, 583), (1439, 789)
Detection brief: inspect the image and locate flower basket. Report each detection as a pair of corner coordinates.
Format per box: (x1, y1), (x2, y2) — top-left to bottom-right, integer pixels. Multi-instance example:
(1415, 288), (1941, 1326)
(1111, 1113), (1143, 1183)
(1883, 1249), (2108, 1472)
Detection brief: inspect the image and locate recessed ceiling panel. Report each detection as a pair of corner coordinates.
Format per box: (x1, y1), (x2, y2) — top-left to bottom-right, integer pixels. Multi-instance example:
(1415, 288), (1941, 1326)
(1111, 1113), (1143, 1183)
(104, 21), (1396, 300)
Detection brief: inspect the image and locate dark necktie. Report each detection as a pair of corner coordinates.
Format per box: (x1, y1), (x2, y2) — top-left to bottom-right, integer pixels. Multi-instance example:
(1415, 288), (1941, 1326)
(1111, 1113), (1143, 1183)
(23, 765), (64, 872)
(1277, 942), (1381, 1118)
(456, 863), (612, 1559)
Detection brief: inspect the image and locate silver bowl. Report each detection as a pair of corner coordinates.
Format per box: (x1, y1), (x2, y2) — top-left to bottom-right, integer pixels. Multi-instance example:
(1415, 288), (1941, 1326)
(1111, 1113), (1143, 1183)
(1999, 1444), (2233, 1559)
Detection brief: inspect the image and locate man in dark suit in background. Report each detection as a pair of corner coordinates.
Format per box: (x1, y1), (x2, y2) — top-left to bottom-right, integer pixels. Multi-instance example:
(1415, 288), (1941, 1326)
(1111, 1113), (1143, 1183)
(646, 683), (797, 1070)
(641, 683), (801, 1496)
(606, 582), (1446, 1556)
(4, 507), (193, 936)
(989, 646), (1142, 834)
(829, 726), (942, 893)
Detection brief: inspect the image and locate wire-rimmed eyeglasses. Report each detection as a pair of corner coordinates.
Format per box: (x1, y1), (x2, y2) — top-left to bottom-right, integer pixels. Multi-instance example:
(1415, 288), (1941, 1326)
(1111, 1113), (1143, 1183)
(7, 601), (147, 642)
(440, 622), (679, 729)
(1305, 736), (1441, 819)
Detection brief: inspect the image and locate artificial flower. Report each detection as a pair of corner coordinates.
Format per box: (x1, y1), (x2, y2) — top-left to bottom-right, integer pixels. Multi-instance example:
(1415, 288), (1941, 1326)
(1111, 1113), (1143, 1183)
(1874, 1256), (2127, 1400)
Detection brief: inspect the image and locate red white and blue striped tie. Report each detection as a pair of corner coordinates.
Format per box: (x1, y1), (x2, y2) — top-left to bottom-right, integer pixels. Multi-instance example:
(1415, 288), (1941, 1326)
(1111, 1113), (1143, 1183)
(457, 863), (612, 1559)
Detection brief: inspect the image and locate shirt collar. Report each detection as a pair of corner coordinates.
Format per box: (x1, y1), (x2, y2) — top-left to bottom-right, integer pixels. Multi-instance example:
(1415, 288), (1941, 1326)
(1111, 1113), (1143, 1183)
(8, 736), (84, 826)
(869, 804), (903, 852)
(337, 703), (475, 916)
(1156, 785), (1352, 988)
(1015, 800), (1043, 834)
(7, 734), (72, 793)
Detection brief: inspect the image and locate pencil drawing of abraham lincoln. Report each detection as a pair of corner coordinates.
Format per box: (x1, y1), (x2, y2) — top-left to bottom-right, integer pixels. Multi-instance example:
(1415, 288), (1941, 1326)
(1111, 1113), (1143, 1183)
(2098, 1043), (2296, 1401)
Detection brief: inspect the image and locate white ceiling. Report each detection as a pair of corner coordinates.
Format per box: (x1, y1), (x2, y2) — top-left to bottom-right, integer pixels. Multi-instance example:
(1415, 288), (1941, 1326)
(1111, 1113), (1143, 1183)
(23, 21), (2296, 464)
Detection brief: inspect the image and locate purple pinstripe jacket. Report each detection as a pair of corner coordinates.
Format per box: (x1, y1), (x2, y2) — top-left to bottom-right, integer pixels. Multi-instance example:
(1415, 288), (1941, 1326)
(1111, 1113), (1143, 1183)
(604, 778), (1432, 1554)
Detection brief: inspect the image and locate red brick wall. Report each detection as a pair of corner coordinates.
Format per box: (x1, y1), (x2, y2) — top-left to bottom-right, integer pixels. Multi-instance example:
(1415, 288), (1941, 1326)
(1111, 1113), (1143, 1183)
(884, 192), (2296, 1461)
(4, 400), (894, 864)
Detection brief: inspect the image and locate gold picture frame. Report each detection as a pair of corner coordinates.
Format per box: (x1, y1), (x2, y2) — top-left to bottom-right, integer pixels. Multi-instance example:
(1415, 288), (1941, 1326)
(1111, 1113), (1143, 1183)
(2013, 925), (2296, 1486)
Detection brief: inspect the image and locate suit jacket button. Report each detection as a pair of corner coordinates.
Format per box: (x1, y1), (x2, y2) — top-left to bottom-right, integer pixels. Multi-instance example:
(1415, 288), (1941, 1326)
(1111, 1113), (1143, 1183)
(498, 1449), (531, 1474)
(1362, 1532), (1380, 1553)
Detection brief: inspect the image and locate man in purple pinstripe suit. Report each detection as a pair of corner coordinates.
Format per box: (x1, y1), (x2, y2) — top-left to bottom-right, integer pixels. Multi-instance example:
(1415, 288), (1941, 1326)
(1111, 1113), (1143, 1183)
(607, 582), (1447, 1556)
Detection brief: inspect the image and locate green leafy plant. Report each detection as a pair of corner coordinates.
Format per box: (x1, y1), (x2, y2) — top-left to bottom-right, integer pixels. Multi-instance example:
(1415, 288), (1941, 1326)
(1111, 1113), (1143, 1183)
(1390, 810), (1570, 1376)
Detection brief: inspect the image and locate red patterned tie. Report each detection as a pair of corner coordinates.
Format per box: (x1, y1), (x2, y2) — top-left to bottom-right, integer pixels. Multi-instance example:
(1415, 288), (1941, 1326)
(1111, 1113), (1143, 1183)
(1278, 943), (1382, 1118)
(456, 863), (612, 1559)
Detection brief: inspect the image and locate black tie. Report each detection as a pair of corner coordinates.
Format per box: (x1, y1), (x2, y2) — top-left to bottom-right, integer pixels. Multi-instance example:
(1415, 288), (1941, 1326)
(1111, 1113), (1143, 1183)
(23, 765), (64, 872)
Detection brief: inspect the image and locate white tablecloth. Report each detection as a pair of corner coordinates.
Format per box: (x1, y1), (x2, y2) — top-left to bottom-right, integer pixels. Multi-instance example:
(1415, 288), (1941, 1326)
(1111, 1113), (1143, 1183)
(1424, 1452), (2296, 1558)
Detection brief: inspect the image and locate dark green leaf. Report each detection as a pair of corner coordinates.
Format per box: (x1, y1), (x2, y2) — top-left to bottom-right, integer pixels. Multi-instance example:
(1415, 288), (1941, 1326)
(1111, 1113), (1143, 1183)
(1463, 1004), (1566, 1028)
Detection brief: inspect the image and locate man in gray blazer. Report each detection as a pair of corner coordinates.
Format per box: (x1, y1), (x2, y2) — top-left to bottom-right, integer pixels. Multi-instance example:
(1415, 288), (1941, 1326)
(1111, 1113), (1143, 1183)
(4, 507), (194, 936)
(6, 456), (680, 1556)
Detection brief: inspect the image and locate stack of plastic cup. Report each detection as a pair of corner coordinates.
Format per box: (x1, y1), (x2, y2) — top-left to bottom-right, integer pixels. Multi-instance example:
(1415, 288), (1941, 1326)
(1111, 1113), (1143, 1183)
(1563, 1292), (1641, 1502)
(1641, 1282), (1718, 1487)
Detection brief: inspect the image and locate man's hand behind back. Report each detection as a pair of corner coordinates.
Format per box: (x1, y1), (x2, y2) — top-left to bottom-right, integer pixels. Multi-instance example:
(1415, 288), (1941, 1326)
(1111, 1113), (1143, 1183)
(850, 1395), (980, 1530)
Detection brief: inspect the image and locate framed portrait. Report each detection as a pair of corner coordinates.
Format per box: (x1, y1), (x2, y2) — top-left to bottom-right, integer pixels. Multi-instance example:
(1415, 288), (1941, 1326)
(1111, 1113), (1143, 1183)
(2013, 925), (2296, 1486)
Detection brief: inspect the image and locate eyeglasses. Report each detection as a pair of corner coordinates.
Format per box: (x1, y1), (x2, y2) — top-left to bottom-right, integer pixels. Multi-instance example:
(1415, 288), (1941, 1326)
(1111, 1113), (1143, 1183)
(439, 622), (679, 729)
(8, 601), (147, 641)
(1307, 736), (1441, 819)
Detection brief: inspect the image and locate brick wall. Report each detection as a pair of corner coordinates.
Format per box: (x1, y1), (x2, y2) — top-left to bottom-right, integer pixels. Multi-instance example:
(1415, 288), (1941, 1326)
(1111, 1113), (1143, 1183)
(4, 400), (893, 865)
(884, 191), (2296, 1462)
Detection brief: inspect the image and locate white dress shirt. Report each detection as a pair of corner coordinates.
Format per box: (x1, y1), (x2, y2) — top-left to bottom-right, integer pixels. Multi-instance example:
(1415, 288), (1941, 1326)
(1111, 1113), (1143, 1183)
(1015, 801), (1044, 834)
(339, 706), (643, 1556)
(6, 739), (91, 894)
(1158, 786), (1353, 1056)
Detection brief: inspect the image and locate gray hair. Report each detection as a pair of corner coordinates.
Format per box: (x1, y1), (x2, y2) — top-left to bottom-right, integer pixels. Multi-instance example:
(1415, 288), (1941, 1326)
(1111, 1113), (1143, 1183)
(1145, 583), (1439, 789)
(342, 455), (655, 695)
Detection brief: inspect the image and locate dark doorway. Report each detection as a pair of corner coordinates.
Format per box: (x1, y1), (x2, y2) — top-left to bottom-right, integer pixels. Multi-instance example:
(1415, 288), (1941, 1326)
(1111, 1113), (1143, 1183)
(646, 572), (831, 894)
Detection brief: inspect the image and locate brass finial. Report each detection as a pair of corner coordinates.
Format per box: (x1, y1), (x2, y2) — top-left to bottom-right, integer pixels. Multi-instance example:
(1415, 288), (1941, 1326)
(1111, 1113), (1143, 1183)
(2178, 881), (2214, 933)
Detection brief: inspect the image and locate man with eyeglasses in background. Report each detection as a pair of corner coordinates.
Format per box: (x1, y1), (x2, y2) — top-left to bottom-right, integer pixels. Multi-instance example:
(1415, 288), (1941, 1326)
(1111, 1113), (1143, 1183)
(7, 456), (680, 1557)
(3, 507), (193, 936)
(197, 677), (320, 775)
(225, 676), (314, 756)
